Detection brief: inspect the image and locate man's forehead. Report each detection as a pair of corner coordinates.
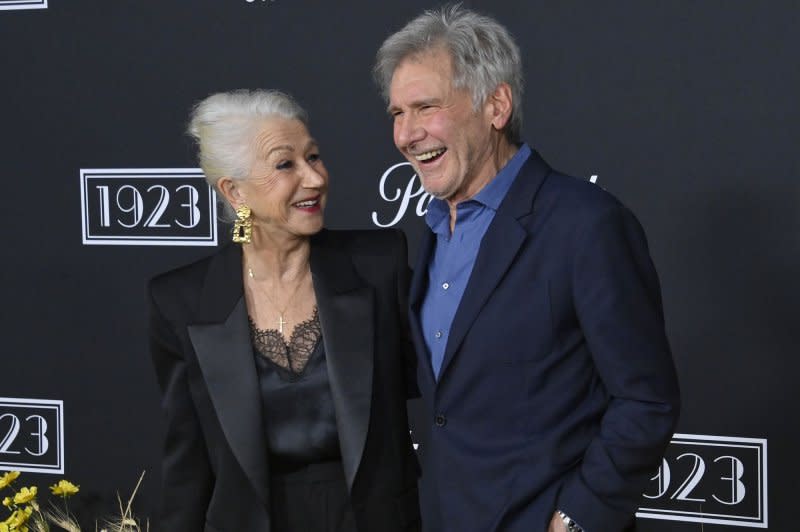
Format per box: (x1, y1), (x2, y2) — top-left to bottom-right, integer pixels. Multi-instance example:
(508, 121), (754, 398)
(389, 52), (453, 101)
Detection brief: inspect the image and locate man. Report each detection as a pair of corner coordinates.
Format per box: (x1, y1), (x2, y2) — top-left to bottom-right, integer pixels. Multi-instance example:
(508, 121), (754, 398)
(374, 6), (680, 532)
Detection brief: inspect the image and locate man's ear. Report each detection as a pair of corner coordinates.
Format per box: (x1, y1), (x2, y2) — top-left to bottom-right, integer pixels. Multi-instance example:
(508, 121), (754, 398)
(487, 83), (513, 131)
(217, 176), (244, 209)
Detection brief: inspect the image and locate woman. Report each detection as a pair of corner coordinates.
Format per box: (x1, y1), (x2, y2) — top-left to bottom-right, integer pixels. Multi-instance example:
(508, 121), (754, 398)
(149, 89), (420, 531)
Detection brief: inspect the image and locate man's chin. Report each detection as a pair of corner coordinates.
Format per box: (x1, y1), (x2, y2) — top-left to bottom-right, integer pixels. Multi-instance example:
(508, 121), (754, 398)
(418, 176), (450, 200)
(421, 185), (448, 200)
(427, 190), (451, 201)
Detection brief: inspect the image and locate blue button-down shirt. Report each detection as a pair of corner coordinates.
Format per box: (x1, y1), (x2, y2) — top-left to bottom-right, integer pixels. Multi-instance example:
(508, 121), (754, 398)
(420, 144), (531, 379)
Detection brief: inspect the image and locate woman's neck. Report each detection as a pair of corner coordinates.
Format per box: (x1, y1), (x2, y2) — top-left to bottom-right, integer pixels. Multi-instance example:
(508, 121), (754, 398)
(243, 230), (311, 282)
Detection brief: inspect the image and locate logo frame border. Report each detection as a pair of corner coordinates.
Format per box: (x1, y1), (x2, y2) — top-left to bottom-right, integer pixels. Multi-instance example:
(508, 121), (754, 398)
(80, 168), (219, 247)
(0, 397), (64, 475)
(636, 432), (768, 529)
(0, 0), (47, 11)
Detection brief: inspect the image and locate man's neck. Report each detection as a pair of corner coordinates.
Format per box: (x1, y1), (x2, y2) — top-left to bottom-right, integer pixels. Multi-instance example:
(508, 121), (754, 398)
(447, 138), (519, 232)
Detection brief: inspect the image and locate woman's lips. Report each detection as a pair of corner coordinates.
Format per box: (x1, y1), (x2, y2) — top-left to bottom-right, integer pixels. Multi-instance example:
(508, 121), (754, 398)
(292, 196), (322, 212)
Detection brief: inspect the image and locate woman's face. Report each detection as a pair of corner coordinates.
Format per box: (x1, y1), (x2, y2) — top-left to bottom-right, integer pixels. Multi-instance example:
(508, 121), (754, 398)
(234, 118), (328, 240)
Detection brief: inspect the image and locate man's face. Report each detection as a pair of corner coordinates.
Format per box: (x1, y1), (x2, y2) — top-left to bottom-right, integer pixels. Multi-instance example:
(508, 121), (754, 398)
(388, 48), (497, 204)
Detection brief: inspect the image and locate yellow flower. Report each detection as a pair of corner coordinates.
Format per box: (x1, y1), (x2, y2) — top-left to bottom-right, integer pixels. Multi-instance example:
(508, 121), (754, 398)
(2, 506), (32, 528)
(50, 479), (79, 497)
(1, 497), (10, 507)
(0, 472), (20, 490)
(12, 486), (36, 505)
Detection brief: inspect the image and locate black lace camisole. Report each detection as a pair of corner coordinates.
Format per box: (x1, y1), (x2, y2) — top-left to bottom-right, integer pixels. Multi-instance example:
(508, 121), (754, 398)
(249, 307), (341, 469)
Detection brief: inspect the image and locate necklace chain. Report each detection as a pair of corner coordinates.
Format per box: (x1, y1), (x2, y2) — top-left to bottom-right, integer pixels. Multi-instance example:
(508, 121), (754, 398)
(247, 265), (309, 334)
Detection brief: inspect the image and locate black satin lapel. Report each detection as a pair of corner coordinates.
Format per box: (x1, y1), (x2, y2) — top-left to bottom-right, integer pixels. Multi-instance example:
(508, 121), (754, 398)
(438, 214), (527, 380)
(315, 284), (374, 491)
(188, 297), (269, 505)
(310, 233), (375, 492)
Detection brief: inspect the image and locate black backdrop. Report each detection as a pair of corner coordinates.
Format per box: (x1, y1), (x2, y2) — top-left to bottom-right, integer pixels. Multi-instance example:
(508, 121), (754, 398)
(1, 1), (797, 530)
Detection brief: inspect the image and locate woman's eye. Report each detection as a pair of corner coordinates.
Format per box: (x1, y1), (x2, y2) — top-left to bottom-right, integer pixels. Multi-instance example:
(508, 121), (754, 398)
(276, 160), (293, 170)
(307, 153), (320, 163)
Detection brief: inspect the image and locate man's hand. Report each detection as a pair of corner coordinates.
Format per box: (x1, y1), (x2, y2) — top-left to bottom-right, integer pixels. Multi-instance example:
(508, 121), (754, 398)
(548, 512), (567, 532)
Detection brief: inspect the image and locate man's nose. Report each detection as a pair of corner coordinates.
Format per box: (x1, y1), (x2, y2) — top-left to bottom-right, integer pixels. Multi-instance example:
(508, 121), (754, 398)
(394, 115), (424, 149)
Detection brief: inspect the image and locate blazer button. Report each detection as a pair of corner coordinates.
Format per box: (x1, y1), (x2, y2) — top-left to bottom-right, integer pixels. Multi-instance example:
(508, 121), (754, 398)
(434, 414), (447, 427)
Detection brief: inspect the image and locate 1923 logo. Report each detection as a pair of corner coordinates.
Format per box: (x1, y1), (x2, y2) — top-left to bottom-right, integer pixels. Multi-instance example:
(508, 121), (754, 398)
(637, 433), (767, 528)
(80, 169), (218, 246)
(0, 398), (63, 474)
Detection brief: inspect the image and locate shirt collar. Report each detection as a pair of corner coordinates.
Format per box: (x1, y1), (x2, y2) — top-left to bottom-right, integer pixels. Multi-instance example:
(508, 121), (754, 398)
(424, 195), (450, 236)
(424, 143), (531, 232)
(473, 143), (531, 210)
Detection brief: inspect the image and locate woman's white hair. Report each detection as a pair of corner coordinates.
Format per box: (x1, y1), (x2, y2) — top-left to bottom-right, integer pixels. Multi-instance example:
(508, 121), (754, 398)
(187, 89), (308, 217)
(374, 4), (523, 143)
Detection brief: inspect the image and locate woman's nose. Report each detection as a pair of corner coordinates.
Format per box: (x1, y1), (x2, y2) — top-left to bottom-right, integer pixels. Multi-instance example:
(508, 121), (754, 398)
(301, 162), (327, 188)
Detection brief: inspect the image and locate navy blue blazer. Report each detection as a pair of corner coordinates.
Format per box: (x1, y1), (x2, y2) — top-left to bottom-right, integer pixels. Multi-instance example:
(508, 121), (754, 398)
(409, 151), (680, 532)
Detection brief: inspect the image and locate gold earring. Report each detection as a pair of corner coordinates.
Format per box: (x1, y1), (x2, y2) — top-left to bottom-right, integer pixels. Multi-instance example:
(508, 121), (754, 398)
(232, 205), (252, 244)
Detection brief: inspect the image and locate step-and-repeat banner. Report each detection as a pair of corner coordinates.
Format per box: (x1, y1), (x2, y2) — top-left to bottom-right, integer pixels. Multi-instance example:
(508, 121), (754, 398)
(1, 1), (797, 529)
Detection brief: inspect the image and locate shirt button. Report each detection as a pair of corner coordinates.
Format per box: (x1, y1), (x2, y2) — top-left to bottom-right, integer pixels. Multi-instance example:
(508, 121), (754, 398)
(435, 330), (443, 339)
(442, 282), (450, 290)
(434, 414), (447, 427)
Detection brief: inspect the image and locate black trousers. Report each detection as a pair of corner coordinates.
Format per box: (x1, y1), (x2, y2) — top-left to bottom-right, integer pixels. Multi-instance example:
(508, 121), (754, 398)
(269, 460), (357, 532)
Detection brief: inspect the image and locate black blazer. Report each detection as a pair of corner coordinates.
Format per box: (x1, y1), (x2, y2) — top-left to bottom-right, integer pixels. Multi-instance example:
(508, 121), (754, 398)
(149, 229), (420, 532)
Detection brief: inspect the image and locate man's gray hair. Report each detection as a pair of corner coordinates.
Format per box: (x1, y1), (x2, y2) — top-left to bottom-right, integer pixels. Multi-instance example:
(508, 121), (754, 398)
(374, 4), (523, 143)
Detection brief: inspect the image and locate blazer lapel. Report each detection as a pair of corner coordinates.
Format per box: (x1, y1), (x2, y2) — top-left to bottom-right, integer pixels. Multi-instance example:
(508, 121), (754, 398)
(186, 244), (270, 507)
(438, 151), (552, 380)
(311, 232), (374, 492)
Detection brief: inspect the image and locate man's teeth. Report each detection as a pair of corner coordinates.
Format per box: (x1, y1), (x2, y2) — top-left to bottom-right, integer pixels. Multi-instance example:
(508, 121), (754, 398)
(415, 148), (446, 162)
(294, 199), (318, 207)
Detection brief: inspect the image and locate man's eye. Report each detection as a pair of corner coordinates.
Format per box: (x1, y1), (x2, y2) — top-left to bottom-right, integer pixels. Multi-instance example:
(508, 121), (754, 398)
(276, 161), (293, 170)
(307, 153), (320, 163)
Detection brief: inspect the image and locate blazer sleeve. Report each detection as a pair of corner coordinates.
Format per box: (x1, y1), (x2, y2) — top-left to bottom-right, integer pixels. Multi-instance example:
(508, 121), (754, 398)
(149, 281), (214, 530)
(556, 204), (681, 531)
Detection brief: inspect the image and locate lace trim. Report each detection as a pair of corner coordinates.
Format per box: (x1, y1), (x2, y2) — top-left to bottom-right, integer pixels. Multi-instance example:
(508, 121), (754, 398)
(249, 307), (321, 374)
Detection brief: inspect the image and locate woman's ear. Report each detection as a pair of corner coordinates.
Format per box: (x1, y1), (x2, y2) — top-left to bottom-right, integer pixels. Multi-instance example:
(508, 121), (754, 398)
(217, 176), (243, 209)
